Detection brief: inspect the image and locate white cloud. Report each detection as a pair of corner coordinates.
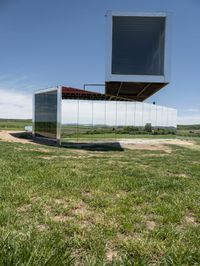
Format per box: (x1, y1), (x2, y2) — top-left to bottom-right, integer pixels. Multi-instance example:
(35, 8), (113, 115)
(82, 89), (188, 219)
(0, 88), (32, 119)
(178, 114), (200, 125)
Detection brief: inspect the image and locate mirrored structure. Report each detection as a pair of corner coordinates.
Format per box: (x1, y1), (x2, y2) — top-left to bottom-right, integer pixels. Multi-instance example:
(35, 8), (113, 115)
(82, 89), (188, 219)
(33, 86), (177, 144)
(32, 12), (176, 144)
(105, 12), (171, 101)
(34, 89), (58, 139)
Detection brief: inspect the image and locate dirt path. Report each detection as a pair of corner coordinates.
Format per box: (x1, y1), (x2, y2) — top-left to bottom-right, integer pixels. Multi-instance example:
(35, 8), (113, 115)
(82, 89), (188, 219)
(0, 130), (197, 152)
(0, 130), (36, 144)
(119, 138), (195, 152)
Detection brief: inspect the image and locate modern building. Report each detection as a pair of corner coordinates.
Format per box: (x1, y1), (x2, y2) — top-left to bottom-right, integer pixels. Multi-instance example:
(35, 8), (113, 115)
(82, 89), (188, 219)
(33, 12), (176, 144)
(105, 11), (171, 100)
(33, 86), (177, 144)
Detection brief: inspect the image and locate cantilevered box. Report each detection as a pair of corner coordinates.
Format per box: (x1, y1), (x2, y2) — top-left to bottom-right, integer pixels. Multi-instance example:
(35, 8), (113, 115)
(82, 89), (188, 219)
(105, 11), (172, 101)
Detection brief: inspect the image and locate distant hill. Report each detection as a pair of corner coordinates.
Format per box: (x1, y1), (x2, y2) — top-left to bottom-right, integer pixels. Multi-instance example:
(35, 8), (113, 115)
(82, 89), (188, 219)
(177, 124), (200, 130)
(0, 118), (200, 132)
(0, 118), (32, 123)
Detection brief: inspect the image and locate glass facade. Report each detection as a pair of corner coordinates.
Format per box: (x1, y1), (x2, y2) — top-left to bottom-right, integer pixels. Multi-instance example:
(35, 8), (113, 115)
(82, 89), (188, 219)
(61, 100), (177, 143)
(34, 90), (58, 139)
(33, 90), (177, 143)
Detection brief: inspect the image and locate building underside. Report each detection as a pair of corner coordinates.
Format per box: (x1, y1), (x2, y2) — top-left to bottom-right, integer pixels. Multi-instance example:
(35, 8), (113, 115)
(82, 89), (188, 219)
(62, 86), (129, 101)
(62, 83), (167, 102)
(105, 82), (167, 101)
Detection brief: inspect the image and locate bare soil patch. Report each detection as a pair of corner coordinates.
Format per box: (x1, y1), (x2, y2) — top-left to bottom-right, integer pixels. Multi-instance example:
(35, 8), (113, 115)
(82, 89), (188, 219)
(0, 130), (197, 154)
(0, 130), (36, 144)
(71, 200), (91, 217)
(175, 173), (189, 178)
(40, 155), (87, 160)
(123, 143), (172, 153)
(184, 212), (199, 226)
(17, 204), (32, 212)
(15, 147), (52, 153)
(50, 215), (69, 223)
(117, 232), (143, 242)
(120, 138), (195, 152)
(106, 248), (118, 262)
(177, 212), (199, 230)
(146, 220), (156, 231)
(36, 224), (47, 232)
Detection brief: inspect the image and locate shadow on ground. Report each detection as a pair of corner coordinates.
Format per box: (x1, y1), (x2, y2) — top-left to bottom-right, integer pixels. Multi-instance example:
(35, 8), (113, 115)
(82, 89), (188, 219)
(10, 132), (124, 152)
(62, 142), (124, 151)
(10, 132), (58, 146)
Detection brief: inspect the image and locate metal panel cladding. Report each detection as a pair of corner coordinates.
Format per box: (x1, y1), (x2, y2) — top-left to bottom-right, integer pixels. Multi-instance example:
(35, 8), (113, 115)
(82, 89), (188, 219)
(34, 90), (58, 139)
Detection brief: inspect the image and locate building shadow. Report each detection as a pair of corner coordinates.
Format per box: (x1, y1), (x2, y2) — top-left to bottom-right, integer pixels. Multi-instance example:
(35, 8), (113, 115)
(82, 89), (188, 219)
(10, 132), (58, 146)
(10, 132), (124, 151)
(62, 142), (124, 152)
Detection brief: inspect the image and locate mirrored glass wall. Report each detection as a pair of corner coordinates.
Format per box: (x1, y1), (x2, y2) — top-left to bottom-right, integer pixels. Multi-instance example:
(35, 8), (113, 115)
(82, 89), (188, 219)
(61, 100), (177, 144)
(34, 90), (58, 139)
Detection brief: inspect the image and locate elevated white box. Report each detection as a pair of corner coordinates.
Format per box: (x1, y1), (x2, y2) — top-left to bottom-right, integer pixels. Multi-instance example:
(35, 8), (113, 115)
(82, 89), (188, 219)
(105, 11), (172, 100)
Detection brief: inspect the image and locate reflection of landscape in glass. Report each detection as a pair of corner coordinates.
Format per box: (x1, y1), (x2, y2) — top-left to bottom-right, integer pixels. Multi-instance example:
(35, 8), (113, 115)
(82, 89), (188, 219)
(35, 91), (57, 139)
(61, 100), (177, 143)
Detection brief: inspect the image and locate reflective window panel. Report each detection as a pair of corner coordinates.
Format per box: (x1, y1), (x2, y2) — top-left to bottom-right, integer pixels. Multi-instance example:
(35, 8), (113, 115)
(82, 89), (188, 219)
(34, 90), (57, 139)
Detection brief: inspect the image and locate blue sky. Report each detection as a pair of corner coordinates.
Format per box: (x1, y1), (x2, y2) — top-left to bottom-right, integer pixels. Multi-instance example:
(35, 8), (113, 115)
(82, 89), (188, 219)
(0, 0), (199, 124)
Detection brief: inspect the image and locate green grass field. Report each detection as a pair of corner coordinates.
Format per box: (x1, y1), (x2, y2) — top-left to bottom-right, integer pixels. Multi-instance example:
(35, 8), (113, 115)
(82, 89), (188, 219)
(0, 133), (200, 265)
(0, 119), (31, 130)
(0, 120), (200, 264)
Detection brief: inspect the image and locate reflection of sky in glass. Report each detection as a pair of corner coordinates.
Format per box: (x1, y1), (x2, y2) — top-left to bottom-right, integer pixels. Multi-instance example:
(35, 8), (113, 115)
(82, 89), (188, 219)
(62, 100), (177, 127)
